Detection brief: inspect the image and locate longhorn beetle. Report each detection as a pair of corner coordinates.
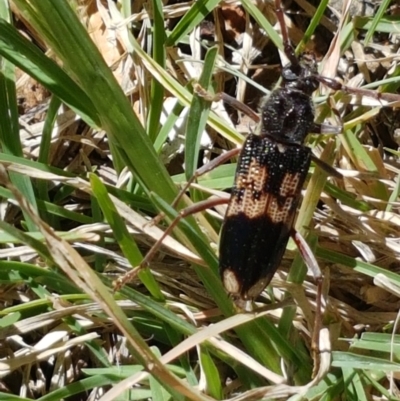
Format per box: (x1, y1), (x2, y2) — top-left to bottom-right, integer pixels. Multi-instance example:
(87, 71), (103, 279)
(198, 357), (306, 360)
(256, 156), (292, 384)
(216, 1), (345, 305)
(115, 0), (392, 333)
(116, 0), (335, 310)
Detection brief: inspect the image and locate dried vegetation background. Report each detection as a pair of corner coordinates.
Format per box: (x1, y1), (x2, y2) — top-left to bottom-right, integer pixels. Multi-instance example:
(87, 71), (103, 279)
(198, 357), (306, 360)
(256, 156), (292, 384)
(1, 0), (400, 400)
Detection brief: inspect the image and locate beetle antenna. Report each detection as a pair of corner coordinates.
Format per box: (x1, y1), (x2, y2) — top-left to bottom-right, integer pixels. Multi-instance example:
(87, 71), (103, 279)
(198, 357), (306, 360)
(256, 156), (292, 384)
(275, 0), (299, 69)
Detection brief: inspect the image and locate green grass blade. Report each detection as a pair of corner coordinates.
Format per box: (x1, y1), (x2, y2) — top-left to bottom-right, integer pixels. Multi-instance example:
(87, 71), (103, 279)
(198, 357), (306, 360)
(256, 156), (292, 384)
(0, 3), (37, 230)
(166, 0), (220, 46)
(90, 174), (164, 300)
(36, 95), (62, 226)
(363, 0), (391, 45)
(241, 0), (282, 50)
(147, 0), (167, 142)
(0, 65), (37, 230)
(0, 20), (98, 125)
(297, 0), (330, 53)
(199, 348), (223, 400)
(185, 46), (218, 180)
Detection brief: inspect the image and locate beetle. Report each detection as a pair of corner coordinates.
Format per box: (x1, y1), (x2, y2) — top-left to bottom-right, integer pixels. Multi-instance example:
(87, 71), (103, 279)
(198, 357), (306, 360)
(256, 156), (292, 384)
(115, 1), (333, 305)
(218, 23), (323, 302)
(118, 0), (399, 309)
